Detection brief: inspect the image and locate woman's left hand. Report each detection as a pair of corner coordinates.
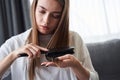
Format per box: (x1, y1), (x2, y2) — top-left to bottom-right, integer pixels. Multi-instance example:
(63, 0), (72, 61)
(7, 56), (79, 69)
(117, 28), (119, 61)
(41, 54), (90, 80)
(41, 54), (79, 68)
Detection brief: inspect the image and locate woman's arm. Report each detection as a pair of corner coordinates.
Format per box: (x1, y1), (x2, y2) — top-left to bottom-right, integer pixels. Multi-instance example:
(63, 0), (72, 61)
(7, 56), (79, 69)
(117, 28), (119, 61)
(71, 59), (90, 80)
(0, 52), (18, 78)
(70, 31), (99, 80)
(0, 43), (48, 78)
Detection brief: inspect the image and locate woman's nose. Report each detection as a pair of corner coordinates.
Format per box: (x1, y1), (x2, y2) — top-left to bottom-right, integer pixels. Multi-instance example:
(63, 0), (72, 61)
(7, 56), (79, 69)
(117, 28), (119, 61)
(43, 14), (50, 25)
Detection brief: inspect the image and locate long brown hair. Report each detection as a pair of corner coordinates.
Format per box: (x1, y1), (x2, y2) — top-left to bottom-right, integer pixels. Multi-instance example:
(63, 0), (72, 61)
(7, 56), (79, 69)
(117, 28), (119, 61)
(28, 0), (69, 80)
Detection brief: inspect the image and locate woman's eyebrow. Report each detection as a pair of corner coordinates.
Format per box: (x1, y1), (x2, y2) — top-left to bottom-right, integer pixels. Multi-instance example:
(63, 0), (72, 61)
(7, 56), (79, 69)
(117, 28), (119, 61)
(39, 6), (47, 10)
(38, 5), (62, 13)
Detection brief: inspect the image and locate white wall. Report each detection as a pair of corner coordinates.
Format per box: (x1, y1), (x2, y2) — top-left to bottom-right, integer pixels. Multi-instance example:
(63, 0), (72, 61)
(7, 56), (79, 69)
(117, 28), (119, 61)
(30, 0), (120, 43)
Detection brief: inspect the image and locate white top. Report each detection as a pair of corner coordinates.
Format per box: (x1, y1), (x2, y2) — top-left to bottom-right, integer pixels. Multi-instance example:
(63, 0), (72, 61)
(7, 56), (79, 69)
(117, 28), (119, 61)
(0, 29), (99, 80)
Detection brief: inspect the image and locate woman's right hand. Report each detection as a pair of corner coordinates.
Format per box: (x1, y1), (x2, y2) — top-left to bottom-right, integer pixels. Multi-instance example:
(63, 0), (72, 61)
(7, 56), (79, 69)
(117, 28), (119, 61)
(0, 44), (48, 77)
(11, 43), (48, 59)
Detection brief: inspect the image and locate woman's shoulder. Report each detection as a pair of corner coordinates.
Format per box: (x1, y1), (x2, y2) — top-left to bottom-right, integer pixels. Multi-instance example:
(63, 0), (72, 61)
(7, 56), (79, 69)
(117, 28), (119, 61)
(12, 28), (32, 40)
(69, 31), (82, 41)
(2, 28), (32, 47)
(8, 28), (32, 42)
(0, 28), (32, 56)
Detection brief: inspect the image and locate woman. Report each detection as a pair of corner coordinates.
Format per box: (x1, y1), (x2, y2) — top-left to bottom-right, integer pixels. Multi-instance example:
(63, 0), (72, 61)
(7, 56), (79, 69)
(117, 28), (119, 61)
(0, 0), (99, 80)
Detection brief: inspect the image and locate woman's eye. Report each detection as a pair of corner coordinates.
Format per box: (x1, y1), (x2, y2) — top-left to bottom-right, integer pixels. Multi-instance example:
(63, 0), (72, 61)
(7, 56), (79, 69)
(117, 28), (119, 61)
(51, 14), (61, 19)
(39, 10), (46, 14)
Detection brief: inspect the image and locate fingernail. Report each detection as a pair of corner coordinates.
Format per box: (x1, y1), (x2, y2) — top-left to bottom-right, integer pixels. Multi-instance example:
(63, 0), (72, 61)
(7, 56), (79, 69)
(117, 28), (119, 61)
(41, 63), (45, 66)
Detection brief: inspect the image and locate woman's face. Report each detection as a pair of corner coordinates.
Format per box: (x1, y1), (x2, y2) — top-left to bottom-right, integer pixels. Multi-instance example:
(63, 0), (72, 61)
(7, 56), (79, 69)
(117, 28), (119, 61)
(35, 0), (62, 35)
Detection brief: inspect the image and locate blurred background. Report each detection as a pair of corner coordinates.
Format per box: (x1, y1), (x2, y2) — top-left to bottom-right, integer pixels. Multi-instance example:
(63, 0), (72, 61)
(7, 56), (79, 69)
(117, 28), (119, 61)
(0, 0), (120, 46)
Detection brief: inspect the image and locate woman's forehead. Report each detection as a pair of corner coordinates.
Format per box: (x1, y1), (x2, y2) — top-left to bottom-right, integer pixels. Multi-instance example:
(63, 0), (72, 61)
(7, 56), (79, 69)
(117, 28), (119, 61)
(37, 0), (62, 12)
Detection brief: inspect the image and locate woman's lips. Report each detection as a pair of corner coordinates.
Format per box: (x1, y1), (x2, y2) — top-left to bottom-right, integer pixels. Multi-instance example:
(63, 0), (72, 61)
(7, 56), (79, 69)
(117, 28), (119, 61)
(40, 26), (49, 30)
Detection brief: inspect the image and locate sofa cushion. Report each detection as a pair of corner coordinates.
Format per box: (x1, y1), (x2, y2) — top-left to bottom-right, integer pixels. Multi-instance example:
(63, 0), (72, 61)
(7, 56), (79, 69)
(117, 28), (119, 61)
(87, 39), (120, 80)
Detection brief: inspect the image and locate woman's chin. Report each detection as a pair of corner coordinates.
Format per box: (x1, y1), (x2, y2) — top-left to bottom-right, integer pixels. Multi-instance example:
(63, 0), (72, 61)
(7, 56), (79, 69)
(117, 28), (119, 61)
(39, 31), (50, 35)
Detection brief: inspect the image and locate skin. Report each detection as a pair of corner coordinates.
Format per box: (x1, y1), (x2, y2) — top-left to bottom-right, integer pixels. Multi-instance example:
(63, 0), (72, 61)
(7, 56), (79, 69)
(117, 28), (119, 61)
(0, 0), (90, 80)
(35, 0), (62, 35)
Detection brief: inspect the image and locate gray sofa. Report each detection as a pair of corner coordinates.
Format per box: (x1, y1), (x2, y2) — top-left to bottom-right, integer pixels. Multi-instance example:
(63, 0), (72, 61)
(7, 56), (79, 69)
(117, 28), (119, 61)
(87, 39), (120, 80)
(3, 39), (120, 80)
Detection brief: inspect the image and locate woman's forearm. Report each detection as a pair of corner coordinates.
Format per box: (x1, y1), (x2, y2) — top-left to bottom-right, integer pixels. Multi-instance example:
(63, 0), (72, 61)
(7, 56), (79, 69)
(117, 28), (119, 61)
(0, 52), (18, 77)
(71, 60), (90, 80)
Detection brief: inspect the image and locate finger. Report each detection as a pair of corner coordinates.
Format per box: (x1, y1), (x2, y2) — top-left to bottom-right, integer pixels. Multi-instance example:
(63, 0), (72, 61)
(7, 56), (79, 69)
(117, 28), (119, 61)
(41, 62), (57, 67)
(28, 46), (40, 58)
(24, 48), (33, 58)
(45, 62), (57, 67)
(56, 59), (71, 68)
(57, 54), (71, 60)
(28, 44), (48, 57)
(29, 44), (40, 53)
(30, 43), (48, 51)
(41, 62), (48, 66)
(28, 47), (38, 58)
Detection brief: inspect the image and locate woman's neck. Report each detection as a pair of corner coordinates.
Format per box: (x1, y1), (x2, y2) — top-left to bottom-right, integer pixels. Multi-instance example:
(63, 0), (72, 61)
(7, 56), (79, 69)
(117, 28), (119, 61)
(38, 33), (52, 47)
